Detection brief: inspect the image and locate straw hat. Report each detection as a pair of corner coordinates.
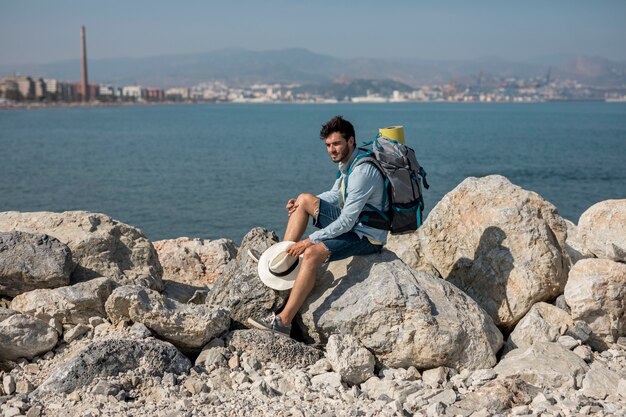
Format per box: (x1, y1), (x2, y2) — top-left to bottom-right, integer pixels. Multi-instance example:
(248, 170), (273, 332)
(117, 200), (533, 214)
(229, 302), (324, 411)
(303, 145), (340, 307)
(257, 241), (301, 290)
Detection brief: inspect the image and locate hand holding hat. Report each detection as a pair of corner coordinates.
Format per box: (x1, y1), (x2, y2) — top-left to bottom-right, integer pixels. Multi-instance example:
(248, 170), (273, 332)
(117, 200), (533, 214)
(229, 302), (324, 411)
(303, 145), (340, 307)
(258, 241), (302, 290)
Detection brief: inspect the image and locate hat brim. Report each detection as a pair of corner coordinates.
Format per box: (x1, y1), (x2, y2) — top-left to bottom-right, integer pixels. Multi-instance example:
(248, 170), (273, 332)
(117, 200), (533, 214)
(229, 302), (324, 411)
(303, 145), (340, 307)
(258, 241), (301, 290)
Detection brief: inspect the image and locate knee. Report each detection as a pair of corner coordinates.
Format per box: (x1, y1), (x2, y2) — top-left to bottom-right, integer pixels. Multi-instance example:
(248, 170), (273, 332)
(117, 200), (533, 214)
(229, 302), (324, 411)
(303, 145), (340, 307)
(296, 193), (316, 206)
(296, 193), (318, 214)
(303, 243), (329, 263)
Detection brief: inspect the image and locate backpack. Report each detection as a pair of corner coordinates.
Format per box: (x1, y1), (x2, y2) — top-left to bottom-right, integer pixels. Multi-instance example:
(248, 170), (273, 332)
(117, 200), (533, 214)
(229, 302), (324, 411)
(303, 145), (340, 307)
(345, 135), (429, 234)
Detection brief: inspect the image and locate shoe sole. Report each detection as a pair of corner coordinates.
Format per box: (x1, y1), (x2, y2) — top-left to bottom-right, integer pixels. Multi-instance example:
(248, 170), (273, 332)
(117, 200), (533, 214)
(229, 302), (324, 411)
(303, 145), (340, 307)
(246, 318), (291, 337)
(246, 317), (269, 330)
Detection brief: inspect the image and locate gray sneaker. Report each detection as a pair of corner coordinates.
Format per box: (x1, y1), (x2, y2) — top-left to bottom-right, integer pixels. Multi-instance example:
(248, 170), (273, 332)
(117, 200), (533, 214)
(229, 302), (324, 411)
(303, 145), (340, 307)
(247, 312), (292, 338)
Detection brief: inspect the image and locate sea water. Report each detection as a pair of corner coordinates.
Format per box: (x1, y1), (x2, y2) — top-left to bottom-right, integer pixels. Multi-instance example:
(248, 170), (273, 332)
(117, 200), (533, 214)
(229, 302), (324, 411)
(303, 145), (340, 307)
(1, 102), (625, 243)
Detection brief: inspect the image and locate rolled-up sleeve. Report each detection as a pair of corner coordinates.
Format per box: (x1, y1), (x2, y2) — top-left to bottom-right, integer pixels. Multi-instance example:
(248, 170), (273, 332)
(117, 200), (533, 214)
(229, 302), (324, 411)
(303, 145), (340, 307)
(309, 164), (381, 244)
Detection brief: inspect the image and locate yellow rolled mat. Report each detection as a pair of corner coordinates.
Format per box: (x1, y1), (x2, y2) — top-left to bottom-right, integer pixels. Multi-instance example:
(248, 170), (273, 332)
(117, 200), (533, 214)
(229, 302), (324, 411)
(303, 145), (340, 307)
(378, 126), (405, 144)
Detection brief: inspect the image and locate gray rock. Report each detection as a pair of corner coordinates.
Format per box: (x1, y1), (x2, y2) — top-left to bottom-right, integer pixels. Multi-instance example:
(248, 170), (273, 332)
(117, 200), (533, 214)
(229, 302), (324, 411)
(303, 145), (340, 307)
(428, 389), (457, 405)
(422, 367), (450, 388)
(227, 329), (323, 369)
(580, 361), (620, 400)
(88, 316), (105, 327)
(0, 231), (73, 297)
(495, 342), (589, 389)
(572, 345), (593, 362)
(3, 375), (15, 395)
(567, 321), (593, 343)
(128, 322), (152, 339)
(468, 369), (497, 387)
(25, 406), (40, 417)
(453, 378), (537, 415)
(15, 379), (33, 394)
(204, 228), (289, 325)
(406, 176), (569, 330)
(504, 302), (573, 353)
(554, 294), (570, 314)
(564, 258), (626, 350)
(153, 237), (237, 286)
(360, 377), (419, 403)
(105, 285), (230, 350)
(308, 358), (332, 376)
(4, 407), (21, 417)
(557, 335), (580, 350)
(0, 307), (16, 322)
(578, 199), (626, 262)
(32, 337), (191, 396)
(92, 380), (119, 397)
(0, 313), (58, 361)
(325, 334), (375, 385)
(183, 377), (208, 395)
(426, 401), (446, 417)
(311, 372), (343, 390)
(63, 323), (90, 343)
(195, 346), (228, 368)
(299, 251), (502, 371)
(250, 379), (279, 398)
(0, 211), (163, 290)
(10, 277), (115, 325)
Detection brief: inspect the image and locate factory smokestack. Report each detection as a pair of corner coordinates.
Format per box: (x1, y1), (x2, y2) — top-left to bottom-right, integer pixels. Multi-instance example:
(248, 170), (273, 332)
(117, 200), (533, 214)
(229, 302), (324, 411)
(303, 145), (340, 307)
(80, 25), (89, 101)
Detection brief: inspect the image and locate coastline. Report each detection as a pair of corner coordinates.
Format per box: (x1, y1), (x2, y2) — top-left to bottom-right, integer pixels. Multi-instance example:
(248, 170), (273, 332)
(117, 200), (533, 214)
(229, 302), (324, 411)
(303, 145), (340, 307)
(1, 98), (621, 111)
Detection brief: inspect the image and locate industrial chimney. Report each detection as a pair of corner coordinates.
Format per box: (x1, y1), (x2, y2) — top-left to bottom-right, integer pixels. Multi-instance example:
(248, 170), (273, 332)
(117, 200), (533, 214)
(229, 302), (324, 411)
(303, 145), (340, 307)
(80, 25), (89, 101)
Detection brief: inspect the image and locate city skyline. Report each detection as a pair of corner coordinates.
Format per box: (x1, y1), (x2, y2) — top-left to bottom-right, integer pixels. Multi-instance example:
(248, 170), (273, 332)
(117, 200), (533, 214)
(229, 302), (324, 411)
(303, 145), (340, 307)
(1, 0), (626, 66)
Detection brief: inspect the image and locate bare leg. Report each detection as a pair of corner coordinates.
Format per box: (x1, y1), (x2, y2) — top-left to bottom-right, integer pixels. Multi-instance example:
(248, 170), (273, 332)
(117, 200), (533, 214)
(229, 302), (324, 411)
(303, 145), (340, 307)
(278, 242), (330, 326)
(284, 193), (319, 242)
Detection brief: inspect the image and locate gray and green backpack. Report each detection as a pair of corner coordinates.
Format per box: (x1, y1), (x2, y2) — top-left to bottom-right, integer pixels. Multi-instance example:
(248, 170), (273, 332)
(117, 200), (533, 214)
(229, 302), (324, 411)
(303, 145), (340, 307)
(346, 134), (429, 234)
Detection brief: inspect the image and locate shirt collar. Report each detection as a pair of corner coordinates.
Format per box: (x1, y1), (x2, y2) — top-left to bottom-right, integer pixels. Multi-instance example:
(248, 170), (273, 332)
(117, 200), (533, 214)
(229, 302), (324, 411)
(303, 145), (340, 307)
(338, 148), (360, 174)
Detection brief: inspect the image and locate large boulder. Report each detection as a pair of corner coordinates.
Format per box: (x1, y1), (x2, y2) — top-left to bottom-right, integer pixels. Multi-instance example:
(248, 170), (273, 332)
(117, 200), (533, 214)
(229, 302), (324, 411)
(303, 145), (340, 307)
(298, 251), (503, 371)
(578, 199), (626, 262)
(0, 211), (163, 290)
(410, 175), (568, 330)
(504, 302), (574, 353)
(10, 277), (115, 325)
(0, 313), (58, 361)
(564, 258), (626, 350)
(0, 231), (74, 297)
(32, 337), (191, 396)
(205, 228), (289, 325)
(105, 285), (230, 350)
(495, 342), (589, 390)
(563, 219), (594, 266)
(153, 237), (238, 286)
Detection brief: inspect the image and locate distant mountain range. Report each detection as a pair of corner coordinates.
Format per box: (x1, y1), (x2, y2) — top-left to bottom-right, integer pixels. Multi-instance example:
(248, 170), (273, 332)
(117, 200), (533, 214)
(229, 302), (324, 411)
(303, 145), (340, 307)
(2, 47), (625, 88)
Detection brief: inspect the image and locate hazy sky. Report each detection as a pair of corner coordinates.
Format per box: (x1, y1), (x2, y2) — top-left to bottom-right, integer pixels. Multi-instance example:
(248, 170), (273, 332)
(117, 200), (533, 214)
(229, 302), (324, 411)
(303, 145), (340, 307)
(1, 0), (625, 65)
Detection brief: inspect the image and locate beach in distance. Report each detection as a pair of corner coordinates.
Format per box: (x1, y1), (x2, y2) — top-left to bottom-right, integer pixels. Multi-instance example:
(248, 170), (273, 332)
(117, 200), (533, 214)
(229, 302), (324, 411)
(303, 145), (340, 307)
(0, 101), (625, 243)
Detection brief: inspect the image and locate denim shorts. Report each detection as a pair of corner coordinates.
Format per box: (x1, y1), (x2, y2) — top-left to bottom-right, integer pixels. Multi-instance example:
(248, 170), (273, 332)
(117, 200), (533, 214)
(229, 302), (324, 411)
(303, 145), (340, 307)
(313, 199), (383, 262)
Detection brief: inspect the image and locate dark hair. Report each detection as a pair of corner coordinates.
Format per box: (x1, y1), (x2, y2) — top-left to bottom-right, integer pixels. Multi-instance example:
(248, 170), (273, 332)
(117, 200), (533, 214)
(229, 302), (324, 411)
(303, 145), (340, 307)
(320, 115), (355, 141)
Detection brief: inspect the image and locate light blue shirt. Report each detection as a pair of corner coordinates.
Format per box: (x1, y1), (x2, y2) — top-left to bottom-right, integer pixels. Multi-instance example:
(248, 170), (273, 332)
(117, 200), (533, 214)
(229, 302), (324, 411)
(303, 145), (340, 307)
(309, 148), (389, 245)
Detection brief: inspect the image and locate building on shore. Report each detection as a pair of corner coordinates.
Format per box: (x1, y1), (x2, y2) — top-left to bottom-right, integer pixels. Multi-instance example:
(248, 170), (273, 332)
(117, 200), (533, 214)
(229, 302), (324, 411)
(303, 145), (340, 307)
(165, 87), (190, 101)
(122, 86), (145, 101)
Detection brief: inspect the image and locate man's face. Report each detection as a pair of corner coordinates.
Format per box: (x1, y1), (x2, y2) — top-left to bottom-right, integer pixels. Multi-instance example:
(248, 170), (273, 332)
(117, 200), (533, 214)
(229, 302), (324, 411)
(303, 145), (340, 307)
(325, 132), (354, 164)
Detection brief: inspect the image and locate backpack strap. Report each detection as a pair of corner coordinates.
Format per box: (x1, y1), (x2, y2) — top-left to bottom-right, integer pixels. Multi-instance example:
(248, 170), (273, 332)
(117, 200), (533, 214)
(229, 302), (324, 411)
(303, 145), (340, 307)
(419, 166), (430, 190)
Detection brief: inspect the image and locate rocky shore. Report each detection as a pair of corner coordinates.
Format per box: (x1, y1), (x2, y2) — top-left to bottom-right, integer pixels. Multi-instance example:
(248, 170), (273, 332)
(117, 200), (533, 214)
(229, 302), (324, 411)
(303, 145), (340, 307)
(0, 175), (624, 417)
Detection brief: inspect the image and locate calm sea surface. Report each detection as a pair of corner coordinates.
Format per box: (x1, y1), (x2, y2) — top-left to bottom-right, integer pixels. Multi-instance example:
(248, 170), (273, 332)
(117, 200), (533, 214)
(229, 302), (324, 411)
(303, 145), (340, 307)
(1, 102), (625, 243)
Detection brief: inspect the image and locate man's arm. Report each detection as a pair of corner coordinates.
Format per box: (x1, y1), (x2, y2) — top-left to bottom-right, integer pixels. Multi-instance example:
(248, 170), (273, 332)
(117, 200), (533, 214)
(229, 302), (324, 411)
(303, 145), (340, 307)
(308, 164), (381, 244)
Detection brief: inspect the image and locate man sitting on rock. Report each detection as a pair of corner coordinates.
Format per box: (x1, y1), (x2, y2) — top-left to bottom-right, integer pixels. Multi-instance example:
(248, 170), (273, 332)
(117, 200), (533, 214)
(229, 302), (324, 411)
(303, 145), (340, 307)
(248, 115), (388, 336)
